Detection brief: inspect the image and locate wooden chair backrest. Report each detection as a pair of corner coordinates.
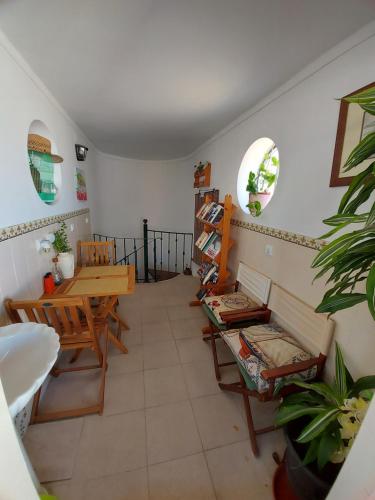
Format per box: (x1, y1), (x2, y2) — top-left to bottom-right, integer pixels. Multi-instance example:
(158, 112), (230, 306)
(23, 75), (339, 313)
(236, 262), (271, 305)
(77, 240), (116, 266)
(268, 284), (335, 356)
(4, 296), (96, 346)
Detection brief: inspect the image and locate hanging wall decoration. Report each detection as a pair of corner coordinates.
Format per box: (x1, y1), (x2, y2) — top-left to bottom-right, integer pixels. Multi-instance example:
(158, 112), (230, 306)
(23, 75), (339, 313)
(27, 130), (63, 205)
(330, 82), (375, 187)
(76, 167), (87, 201)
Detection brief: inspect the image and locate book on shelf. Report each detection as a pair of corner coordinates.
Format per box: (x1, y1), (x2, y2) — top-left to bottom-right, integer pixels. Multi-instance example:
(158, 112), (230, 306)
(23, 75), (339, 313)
(195, 231), (214, 250)
(195, 231), (208, 249)
(202, 265), (218, 285)
(197, 261), (212, 278)
(200, 232), (218, 252)
(196, 202), (224, 225)
(209, 205), (224, 224)
(198, 202), (215, 220)
(196, 287), (216, 301)
(197, 262), (218, 284)
(204, 234), (221, 259)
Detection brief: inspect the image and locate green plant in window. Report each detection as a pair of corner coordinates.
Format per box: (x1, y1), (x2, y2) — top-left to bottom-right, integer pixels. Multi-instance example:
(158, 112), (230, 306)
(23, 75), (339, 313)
(312, 86), (375, 319)
(246, 145), (279, 216)
(53, 222), (72, 254)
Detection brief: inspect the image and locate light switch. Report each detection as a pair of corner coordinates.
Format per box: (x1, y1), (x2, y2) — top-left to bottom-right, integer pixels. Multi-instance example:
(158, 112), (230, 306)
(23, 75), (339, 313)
(265, 244), (273, 256)
(70, 223), (74, 232)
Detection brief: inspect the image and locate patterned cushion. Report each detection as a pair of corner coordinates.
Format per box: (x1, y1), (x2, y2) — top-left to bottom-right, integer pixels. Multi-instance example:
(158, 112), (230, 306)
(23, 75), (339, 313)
(222, 323), (317, 394)
(203, 292), (259, 325)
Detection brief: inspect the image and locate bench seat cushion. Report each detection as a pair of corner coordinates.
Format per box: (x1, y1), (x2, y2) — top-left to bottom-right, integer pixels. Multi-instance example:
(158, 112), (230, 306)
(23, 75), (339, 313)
(203, 292), (260, 326)
(221, 323), (317, 394)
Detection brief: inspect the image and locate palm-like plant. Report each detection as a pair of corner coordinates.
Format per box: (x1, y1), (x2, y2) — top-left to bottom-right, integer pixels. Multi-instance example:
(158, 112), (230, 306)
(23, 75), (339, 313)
(276, 343), (375, 469)
(312, 86), (375, 319)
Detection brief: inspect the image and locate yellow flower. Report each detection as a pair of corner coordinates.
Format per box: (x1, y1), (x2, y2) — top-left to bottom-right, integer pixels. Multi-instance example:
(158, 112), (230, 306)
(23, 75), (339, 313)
(340, 397), (369, 423)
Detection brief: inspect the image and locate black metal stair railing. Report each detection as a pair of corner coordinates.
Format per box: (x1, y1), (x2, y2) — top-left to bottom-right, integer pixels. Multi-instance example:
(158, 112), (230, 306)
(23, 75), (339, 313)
(93, 219), (193, 283)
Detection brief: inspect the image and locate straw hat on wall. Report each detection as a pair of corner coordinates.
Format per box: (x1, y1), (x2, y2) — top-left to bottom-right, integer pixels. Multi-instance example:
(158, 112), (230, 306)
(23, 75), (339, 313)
(28, 134), (63, 163)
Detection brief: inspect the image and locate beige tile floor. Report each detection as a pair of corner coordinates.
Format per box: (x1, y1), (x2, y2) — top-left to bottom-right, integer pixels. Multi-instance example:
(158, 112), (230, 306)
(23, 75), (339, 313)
(24, 275), (285, 500)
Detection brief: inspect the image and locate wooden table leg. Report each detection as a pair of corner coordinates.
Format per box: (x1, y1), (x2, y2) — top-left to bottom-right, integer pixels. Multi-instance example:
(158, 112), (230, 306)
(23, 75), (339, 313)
(107, 329), (128, 354)
(96, 295), (129, 354)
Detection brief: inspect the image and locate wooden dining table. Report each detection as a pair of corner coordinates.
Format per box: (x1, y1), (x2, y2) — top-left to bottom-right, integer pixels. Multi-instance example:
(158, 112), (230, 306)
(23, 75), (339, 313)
(41, 265), (135, 354)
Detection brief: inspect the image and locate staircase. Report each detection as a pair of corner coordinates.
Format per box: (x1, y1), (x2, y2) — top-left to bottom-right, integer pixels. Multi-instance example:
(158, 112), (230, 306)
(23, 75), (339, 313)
(93, 220), (193, 283)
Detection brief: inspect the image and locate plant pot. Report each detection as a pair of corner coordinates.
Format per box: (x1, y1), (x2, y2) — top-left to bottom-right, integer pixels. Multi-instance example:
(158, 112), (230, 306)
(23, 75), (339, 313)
(247, 192), (271, 216)
(248, 191), (271, 207)
(284, 422), (339, 500)
(58, 252), (74, 279)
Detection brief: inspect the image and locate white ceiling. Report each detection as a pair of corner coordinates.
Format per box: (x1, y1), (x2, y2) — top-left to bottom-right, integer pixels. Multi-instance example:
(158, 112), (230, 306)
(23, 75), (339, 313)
(1, 0), (375, 160)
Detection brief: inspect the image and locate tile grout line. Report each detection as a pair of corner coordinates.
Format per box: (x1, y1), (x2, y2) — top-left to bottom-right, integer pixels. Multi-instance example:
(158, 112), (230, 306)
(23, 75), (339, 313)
(181, 335), (219, 500)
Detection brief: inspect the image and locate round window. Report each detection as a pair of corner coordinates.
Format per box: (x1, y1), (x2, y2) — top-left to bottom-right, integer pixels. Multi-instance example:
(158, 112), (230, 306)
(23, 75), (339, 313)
(27, 120), (62, 205)
(237, 137), (279, 216)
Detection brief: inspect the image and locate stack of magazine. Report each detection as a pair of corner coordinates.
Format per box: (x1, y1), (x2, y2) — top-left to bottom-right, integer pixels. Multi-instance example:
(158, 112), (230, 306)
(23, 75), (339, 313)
(197, 262), (219, 285)
(196, 202), (224, 225)
(195, 230), (222, 258)
(196, 286), (216, 301)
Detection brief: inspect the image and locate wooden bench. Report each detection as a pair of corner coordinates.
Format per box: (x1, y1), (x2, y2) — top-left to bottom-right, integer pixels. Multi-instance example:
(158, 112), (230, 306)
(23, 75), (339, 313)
(201, 262), (272, 380)
(218, 284), (335, 456)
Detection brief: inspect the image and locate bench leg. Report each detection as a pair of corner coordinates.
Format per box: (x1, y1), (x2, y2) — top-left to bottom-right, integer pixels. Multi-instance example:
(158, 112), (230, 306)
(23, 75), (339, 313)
(210, 329), (221, 381)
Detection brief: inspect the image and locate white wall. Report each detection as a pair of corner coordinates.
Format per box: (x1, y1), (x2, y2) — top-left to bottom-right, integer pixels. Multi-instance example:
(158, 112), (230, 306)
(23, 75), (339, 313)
(0, 30), (96, 229)
(187, 23), (375, 238)
(92, 151), (194, 237)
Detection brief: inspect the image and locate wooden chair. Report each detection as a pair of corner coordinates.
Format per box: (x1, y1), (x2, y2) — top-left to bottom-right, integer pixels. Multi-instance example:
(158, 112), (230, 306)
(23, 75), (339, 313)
(4, 296), (109, 423)
(217, 284), (335, 456)
(77, 240), (116, 267)
(201, 263), (272, 380)
(77, 239), (129, 334)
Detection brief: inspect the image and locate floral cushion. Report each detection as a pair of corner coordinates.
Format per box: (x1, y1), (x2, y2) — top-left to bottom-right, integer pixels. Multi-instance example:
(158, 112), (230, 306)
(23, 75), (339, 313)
(221, 323), (317, 394)
(203, 292), (259, 325)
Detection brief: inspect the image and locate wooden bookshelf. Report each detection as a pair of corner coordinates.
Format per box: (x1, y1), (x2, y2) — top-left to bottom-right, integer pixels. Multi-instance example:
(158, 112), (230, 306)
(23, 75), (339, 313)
(190, 193), (236, 306)
(194, 162), (211, 188)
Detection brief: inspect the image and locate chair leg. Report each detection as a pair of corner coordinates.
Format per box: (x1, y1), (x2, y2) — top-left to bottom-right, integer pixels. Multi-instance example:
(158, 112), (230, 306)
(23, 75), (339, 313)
(70, 348), (83, 364)
(98, 325), (109, 415)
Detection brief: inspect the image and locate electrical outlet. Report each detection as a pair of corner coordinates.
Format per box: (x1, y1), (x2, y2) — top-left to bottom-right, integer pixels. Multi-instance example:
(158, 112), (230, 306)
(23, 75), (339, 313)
(85, 217), (89, 224)
(265, 244), (273, 256)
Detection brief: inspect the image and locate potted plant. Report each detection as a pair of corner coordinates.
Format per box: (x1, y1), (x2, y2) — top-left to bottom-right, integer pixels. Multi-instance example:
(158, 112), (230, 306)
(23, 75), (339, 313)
(276, 343), (375, 500)
(246, 145), (279, 216)
(312, 86), (375, 318)
(53, 222), (74, 278)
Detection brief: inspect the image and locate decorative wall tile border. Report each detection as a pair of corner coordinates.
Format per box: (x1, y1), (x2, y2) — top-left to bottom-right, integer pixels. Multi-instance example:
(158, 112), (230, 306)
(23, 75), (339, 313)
(230, 218), (325, 250)
(0, 208), (90, 243)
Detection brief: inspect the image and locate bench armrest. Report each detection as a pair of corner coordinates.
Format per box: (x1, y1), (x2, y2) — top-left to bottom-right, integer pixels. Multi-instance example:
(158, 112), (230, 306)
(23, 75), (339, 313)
(220, 306), (270, 324)
(260, 356), (323, 381)
(201, 282), (237, 293)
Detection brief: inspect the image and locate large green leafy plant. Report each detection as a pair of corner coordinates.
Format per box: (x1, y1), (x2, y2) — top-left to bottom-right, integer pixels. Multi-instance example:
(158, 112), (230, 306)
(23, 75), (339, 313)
(312, 86), (375, 319)
(276, 343), (375, 469)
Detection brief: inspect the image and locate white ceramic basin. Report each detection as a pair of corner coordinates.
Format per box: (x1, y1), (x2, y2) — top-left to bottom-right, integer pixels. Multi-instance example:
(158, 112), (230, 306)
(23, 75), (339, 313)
(0, 323), (60, 418)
